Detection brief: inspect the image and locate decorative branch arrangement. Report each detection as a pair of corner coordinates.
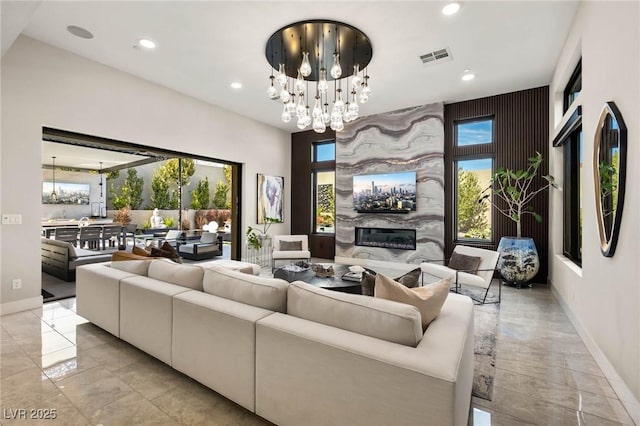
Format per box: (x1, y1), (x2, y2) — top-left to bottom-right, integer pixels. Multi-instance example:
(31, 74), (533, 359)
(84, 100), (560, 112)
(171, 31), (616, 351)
(480, 152), (558, 238)
(246, 217), (281, 249)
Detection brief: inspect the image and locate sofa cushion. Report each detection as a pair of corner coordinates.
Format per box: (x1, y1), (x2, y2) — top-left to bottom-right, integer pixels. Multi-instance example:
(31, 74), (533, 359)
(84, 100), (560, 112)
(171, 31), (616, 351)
(203, 266), (289, 312)
(448, 252), (481, 274)
(148, 260), (204, 291)
(375, 273), (450, 329)
(67, 243), (78, 260)
(110, 259), (152, 276)
(287, 281), (423, 347)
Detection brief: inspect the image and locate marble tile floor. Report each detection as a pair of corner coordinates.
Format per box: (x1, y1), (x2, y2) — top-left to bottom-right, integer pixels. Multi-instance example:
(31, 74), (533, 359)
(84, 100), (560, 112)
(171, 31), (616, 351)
(0, 284), (635, 425)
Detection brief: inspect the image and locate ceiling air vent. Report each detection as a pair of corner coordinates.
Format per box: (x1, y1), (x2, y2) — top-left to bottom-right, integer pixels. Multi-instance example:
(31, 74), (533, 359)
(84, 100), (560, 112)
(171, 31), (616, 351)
(420, 48), (452, 64)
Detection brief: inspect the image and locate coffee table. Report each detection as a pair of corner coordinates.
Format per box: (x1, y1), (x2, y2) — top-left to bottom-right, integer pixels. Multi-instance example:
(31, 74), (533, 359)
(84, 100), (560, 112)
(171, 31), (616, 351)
(273, 263), (362, 294)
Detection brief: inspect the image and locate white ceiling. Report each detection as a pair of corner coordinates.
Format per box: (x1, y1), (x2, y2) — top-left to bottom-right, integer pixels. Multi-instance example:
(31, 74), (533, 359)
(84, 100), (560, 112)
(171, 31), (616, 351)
(42, 141), (155, 170)
(9, 1), (579, 134)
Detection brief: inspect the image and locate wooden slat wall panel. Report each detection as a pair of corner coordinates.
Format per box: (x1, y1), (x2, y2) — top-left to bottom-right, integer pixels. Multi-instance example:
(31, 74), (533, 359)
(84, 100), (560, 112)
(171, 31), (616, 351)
(445, 86), (550, 283)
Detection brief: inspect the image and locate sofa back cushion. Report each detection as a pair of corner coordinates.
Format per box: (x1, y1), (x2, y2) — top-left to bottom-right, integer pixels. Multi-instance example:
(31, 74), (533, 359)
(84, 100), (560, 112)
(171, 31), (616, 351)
(110, 259), (152, 276)
(202, 266), (289, 312)
(287, 281), (423, 347)
(148, 259), (204, 291)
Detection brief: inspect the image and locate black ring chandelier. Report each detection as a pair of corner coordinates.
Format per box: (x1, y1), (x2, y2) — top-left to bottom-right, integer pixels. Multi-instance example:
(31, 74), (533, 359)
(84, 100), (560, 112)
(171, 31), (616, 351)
(265, 20), (373, 133)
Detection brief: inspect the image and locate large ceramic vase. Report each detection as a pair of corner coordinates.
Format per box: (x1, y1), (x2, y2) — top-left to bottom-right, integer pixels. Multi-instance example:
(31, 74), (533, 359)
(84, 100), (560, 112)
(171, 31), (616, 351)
(497, 237), (539, 288)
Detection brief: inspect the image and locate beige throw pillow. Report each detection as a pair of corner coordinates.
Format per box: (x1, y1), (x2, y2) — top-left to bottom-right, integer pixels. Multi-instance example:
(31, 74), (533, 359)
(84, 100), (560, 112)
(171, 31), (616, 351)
(375, 273), (451, 329)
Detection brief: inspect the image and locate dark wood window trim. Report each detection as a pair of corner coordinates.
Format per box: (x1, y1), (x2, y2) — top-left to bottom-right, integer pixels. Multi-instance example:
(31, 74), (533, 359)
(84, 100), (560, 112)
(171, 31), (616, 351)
(453, 154), (495, 245)
(563, 59), (582, 113)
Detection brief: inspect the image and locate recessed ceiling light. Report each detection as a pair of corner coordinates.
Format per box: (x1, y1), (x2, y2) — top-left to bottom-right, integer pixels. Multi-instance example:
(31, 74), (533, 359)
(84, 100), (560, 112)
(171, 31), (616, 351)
(67, 25), (94, 39)
(442, 2), (461, 16)
(230, 82), (243, 89)
(138, 38), (156, 49)
(462, 70), (475, 81)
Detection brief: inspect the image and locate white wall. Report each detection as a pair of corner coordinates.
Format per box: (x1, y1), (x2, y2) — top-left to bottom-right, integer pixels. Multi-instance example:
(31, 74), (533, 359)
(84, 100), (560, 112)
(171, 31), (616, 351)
(548, 1), (639, 422)
(1, 36), (290, 312)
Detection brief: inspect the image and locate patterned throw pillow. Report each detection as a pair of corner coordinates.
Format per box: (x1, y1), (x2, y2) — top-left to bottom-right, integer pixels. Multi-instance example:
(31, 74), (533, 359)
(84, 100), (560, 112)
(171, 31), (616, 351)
(448, 252), (481, 274)
(132, 245), (151, 257)
(150, 241), (183, 263)
(280, 240), (303, 251)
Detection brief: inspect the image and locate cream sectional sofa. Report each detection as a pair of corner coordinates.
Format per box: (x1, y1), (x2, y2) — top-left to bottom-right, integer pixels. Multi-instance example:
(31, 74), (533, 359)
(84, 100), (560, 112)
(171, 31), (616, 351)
(76, 259), (474, 426)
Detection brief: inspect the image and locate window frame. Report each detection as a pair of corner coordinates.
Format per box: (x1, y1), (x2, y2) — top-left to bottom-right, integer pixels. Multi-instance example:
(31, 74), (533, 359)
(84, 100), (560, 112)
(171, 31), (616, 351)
(453, 155), (495, 244)
(562, 129), (582, 265)
(311, 140), (336, 235)
(563, 59), (582, 114)
(454, 117), (495, 147)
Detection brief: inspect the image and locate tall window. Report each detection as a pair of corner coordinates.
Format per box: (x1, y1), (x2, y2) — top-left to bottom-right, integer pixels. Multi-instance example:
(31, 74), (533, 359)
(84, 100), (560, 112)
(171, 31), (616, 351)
(555, 59), (582, 265)
(455, 158), (493, 241)
(563, 130), (582, 264)
(453, 117), (494, 242)
(312, 141), (335, 234)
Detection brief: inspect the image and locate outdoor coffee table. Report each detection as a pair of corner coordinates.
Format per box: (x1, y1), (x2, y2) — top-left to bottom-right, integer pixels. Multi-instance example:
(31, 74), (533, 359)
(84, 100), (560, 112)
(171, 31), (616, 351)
(273, 263), (362, 294)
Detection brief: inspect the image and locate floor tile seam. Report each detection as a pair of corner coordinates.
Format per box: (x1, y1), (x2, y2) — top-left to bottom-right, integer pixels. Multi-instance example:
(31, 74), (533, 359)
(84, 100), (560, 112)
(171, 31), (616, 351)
(493, 380), (632, 424)
(54, 366), (137, 420)
(44, 388), (90, 424)
(0, 359), (40, 382)
(491, 384), (580, 424)
(494, 364), (618, 399)
(88, 388), (153, 423)
(148, 386), (199, 425)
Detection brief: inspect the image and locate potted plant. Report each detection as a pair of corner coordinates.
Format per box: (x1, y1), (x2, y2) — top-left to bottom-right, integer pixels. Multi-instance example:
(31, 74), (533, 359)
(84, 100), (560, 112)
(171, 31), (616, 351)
(480, 152), (557, 287)
(246, 217), (281, 250)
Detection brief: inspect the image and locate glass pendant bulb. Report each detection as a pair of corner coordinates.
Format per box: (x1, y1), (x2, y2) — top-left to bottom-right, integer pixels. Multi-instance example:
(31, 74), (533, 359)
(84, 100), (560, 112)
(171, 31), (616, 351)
(362, 76), (372, 97)
(280, 87), (290, 103)
(304, 106), (312, 127)
(359, 92), (369, 104)
(312, 97), (323, 118)
(287, 94), (296, 113)
(276, 63), (287, 86)
(323, 103), (331, 124)
(317, 68), (329, 94)
(332, 117), (344, 132)
(296, 115), (306, 130)
(334, 88), (345, 113)
(281, 104), (291, 123)
(330, 53), (342, 79)
(351, 64), (362, 87)
(343, 103), (351, 122)
(295, 70), (305, 94)
(300, 52), (312, 77)
(296, 93), (306, 117)
(267, 76), (279, 99)
(313, 116), (326, 133)
(349, 89), (359, 117)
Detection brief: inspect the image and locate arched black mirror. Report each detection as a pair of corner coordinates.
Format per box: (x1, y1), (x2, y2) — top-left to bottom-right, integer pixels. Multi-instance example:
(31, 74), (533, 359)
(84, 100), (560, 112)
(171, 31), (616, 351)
(593, 102), (627, 257)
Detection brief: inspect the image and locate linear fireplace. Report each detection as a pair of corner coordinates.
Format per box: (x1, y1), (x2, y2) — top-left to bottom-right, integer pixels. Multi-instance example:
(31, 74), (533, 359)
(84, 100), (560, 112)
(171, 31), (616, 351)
(355, 227), (416, 250)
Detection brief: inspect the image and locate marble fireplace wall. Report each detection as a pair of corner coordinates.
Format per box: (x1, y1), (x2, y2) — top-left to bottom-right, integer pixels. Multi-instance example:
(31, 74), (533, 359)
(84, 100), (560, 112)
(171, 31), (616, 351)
(335, 102), (444, 264)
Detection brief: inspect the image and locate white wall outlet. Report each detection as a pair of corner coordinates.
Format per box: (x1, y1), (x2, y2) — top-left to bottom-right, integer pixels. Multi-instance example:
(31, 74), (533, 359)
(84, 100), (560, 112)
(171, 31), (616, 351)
(2, 214), (22, 225)
(12, 279), (22, 290)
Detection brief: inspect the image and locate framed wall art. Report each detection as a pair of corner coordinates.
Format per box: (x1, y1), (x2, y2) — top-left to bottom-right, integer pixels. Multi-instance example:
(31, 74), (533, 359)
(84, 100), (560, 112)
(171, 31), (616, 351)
(257, 174), (284, 223)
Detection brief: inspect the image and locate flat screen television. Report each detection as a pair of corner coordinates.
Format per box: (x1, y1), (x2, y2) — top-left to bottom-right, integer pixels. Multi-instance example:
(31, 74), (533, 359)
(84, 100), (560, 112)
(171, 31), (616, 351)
(353, 171), (417, 213)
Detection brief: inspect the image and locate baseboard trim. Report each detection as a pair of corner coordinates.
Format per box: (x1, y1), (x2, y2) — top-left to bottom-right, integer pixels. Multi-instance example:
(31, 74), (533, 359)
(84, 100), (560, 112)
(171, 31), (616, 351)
(550, 282), (640, 425)
(0, 296), (43, 316)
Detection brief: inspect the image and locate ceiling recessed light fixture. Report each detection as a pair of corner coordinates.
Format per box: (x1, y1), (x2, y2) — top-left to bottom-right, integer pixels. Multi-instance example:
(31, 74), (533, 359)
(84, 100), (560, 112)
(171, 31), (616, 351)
(462, 69), (475, 81)
(230, 82), (242, 89)
(442, 2), (461, 16)
(138, 38), (156, 49)
(67, 25), (94, 39)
